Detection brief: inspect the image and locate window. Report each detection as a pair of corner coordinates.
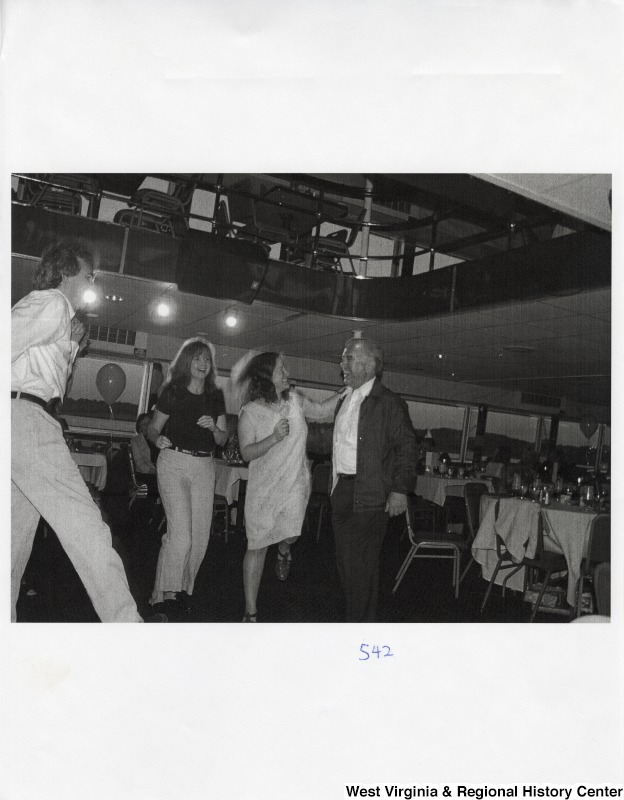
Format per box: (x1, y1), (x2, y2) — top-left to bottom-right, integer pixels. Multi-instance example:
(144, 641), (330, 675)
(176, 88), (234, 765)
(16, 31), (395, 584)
(62, 355), (146, 434)
(557, 419), (600, 469)
(407, 400), (465, 459)
(465, 408), (540, 463)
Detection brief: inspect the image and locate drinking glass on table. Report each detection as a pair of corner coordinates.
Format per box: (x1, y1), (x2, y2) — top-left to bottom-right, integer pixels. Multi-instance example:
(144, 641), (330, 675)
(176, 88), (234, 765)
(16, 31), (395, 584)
(582, 484), (595, 510)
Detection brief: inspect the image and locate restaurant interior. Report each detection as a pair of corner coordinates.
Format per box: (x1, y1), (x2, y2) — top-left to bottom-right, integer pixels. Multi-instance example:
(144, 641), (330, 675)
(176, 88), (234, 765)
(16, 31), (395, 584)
(11, 172), (612, 624)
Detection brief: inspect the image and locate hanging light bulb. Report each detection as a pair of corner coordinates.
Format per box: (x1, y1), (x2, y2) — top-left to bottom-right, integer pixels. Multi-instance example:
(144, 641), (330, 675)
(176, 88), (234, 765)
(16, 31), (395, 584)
(225, 308), (238, 328)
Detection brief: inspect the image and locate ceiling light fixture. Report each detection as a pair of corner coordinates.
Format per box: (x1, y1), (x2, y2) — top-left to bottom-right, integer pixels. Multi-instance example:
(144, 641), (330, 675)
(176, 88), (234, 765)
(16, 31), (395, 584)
(156, 302), (171, 318)
(225, 308), (239, 328)
(82, 289), (98, 304)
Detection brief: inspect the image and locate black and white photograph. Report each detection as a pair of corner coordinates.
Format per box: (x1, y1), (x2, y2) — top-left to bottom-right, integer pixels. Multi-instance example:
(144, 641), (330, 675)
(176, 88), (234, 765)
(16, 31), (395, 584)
(2, 2), (623, 799)
(9, 170), (613, 626)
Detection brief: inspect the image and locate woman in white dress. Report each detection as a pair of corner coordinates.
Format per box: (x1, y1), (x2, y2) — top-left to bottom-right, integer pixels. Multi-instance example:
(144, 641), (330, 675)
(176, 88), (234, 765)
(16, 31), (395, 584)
(237, 352), (340, 622)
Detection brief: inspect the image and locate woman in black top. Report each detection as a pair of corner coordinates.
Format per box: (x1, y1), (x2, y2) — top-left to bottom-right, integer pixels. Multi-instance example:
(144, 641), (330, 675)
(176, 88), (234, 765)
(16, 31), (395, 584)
(147, 338), (227, 615)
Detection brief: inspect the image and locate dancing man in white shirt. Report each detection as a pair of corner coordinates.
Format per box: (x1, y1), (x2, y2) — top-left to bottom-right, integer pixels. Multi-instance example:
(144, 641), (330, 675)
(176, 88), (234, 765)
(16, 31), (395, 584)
(11, 240), (147, 622)
(331, 338), (416, 622)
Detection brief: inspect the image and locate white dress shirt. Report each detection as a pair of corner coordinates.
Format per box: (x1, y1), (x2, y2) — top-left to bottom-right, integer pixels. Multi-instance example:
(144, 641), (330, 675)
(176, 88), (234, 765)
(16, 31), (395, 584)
(333, 377), (376, 475)
(11, 289), (79, 402)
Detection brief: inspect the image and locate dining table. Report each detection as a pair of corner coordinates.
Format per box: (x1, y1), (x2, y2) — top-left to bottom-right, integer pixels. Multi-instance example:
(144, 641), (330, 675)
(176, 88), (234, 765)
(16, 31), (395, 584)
(472, 494), (605, 606)
(71, 451), (108, 491)
(415, 473), (494, 507)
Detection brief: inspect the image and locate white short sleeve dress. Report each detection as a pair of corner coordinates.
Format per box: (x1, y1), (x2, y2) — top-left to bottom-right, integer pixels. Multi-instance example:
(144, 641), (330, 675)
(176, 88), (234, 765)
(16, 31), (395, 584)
(240, 394), (311, 550)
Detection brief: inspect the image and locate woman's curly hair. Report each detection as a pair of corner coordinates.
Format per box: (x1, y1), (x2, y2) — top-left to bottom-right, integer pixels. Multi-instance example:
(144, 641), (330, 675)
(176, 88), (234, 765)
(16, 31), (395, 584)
(34, 240), (91, 290)
(238, 351), (287, 405)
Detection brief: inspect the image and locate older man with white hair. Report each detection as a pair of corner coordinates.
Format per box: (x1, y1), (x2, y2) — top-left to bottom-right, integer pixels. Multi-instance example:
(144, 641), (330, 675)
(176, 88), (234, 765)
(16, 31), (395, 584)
(331, 337), (416, 622)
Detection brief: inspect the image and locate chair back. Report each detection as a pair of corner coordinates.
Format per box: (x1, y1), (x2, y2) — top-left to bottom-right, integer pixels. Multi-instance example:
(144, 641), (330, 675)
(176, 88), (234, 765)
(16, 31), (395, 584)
(593, 561), (611, 616)
(405, 493), (417, 539)
(171, 176), (199, 209)
(129, 188), (188, 236)
(311, 462), (332, 495)
(586, 514), (610, 565)
(463, 482), (489, 540)
(124, 443), (148, 497)
(404, 494), (442, 545)
(114, 208), (165, 233)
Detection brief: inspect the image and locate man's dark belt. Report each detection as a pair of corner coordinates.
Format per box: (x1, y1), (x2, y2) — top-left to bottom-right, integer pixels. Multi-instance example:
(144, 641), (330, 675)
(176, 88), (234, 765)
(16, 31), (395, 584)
(11, 391), (53, 414)
(171, 446), (214, 458)
(337, 473), (356, 480)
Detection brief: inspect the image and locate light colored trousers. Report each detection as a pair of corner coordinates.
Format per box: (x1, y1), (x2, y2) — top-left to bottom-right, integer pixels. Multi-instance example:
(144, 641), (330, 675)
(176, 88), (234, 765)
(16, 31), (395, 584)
(11, 400), (141, 622)
(151, 448), (216, 604)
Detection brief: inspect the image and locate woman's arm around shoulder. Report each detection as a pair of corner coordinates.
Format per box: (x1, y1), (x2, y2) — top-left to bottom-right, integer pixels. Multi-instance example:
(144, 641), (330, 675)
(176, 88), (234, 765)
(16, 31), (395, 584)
(296, 387), (346, 421)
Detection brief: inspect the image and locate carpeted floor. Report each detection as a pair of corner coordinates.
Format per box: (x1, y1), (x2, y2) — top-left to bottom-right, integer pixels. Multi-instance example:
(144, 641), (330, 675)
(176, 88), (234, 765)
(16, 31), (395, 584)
(16, 503), (571, 624)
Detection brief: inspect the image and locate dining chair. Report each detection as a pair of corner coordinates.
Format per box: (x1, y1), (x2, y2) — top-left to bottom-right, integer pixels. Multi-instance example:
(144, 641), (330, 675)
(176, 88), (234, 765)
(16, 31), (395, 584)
(458, 482), (489, 583)
(250, 198), (300, 260)
(309, 209), (366, 273)
(519, 512), (569, 621)
(19, 173), (100, 217)
(480, 503), (568, 621)
(393, 493), (469, 600)
(212, 495), (231, 543)
(400, 495), (440, 542)
(306, 462), (332, 543)
(125, 443), (150, 508)
(123, 187), (190, 237)
(124, 443), (165, 529)
(574, 513), (610, 618)
(593, 562), (611, 617)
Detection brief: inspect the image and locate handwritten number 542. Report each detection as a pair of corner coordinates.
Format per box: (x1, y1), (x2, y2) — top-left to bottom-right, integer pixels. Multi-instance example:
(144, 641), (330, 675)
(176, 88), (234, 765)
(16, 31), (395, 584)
(359, 644), (393, 660)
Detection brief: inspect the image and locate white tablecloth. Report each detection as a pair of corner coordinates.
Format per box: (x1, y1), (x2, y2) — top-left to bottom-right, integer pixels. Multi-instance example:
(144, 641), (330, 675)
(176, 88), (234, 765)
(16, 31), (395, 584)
(416, 474), (494, 507)
(214, 460), (248, 505)
(71, 452), (107, 491)
(473, 495), (601, 605)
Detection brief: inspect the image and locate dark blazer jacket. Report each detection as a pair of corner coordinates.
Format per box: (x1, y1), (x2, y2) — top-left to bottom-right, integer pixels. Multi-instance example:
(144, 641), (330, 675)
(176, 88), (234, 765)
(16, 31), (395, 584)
(333, 377), (416, 511)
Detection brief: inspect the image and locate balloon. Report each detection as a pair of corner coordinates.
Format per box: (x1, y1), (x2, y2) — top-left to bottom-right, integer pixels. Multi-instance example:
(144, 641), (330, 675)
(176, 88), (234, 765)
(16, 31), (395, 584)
(579, 418), (598, 440)
(96, 363), (126, 404)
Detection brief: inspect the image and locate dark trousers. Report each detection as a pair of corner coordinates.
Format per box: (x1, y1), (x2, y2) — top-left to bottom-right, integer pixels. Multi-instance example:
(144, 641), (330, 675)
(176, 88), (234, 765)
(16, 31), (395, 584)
(331, 477), (387, 622)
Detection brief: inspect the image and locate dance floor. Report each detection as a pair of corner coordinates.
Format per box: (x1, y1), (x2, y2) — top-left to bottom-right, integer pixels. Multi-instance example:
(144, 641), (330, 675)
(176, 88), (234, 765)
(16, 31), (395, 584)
(16, 503), (568, 624)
